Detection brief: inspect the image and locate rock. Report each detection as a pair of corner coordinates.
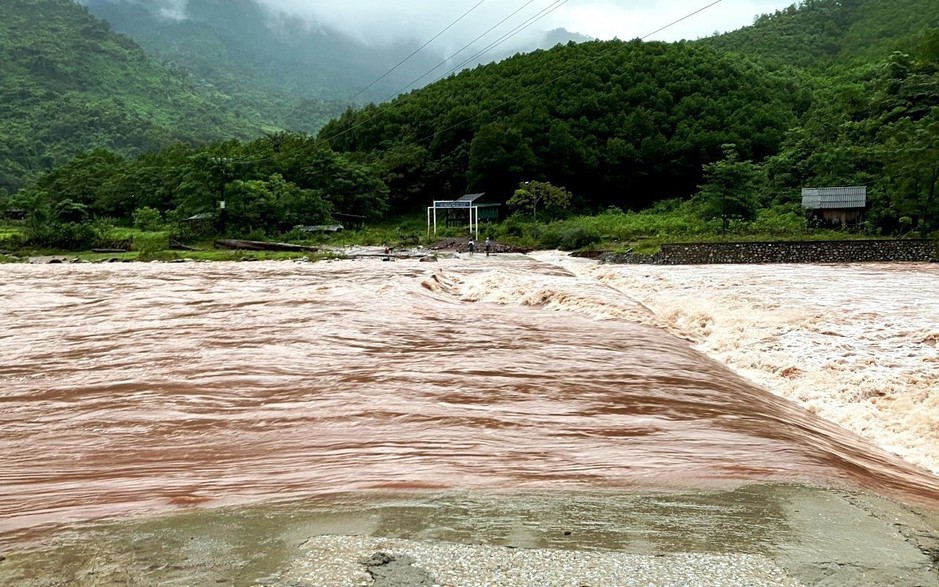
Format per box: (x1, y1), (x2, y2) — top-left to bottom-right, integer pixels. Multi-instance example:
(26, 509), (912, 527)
(419, 256), (438, 263)
(363, 552), (436, 587)
(47, 258), (63, 264)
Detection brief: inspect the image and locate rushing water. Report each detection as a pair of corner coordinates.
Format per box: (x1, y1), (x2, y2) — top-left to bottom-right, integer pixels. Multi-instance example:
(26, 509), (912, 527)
(1, 256), (937, 546)
(540, 256), (939, 475)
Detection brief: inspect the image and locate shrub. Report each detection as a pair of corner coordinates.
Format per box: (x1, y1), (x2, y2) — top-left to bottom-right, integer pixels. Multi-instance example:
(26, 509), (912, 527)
(557, 226), (601, 250)
(26, 222), (97, 250)
(132, 233), (170, 255)
(132, 207), (164, 231)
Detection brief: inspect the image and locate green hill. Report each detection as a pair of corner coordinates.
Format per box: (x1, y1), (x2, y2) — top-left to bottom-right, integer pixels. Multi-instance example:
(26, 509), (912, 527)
(703, 0), (939, 68)
(314, 0), (939, 229)
(0, 0), (263, 194)
(319, 39), (805, 213)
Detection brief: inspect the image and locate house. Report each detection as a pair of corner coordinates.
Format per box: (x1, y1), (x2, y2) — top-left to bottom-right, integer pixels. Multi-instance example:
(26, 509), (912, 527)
(802, 186), (867, 226)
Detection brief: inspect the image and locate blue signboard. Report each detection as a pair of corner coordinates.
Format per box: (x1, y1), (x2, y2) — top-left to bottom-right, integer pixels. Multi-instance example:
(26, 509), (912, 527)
(433, 200), (472, 209)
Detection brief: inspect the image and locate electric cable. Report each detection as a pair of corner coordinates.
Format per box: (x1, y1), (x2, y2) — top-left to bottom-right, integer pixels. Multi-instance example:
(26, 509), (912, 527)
(380, 0), (544, 102)
(322, 0), (548, 142)
(347, 0), (491, 103)
(322, 0), (726, 145)
(410, 0), (727, 144)
(425, 0), (572, 89)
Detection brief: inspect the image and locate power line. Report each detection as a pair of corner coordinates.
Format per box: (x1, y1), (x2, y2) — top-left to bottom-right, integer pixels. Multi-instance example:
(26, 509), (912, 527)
(413, 0), (728, 145)
(381, 0), (544, 102)
(347, 0), (491, 104)
(323, 0), (727, 145)
(322, 0), (545, 143)
(639, 0), (726, 41)
(427, 0), (573, 88)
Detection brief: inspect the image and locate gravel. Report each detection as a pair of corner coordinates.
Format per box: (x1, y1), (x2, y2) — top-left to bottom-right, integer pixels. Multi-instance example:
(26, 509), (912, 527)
(279, 535), (805, 587)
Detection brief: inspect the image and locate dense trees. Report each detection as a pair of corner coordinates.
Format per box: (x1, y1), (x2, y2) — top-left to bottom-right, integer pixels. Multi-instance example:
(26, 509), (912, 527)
(763, 42), (939, 232)
(320, 40), (803, 214)
(13, 133), (389, 241)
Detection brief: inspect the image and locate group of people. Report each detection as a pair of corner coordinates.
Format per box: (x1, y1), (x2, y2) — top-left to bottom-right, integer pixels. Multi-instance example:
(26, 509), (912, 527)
(467, 238), (492, 256)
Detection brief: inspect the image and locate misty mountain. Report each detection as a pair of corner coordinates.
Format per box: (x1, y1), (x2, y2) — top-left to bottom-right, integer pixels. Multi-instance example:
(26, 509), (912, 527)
(0, 0), (266, 194)
(79, 0), (591, 111)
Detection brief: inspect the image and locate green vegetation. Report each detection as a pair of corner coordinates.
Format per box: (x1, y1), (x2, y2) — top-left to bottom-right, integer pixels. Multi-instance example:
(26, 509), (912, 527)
(3, 0), (939, 256)
(0, 0), (266, 194)
(315, 0), (939, 236)
(80, 0), (588, 131)
(321, 39), (803, 213)
(704, 0), (939, 68)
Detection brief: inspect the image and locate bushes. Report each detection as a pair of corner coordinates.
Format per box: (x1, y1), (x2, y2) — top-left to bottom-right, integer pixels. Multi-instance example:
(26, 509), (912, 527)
(493, 217), (601, 250)
(132, 232), (169, 255)
(556, 226), (601, 250)
(132, 206), (163, 231)
(25, 221), (98, 250)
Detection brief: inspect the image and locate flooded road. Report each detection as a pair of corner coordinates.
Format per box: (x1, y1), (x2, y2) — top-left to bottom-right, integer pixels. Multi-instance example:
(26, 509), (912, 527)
(1, 257), (938, 547)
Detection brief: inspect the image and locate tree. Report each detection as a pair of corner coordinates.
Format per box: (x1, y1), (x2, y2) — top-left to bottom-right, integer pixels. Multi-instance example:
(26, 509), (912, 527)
(507, 180), (572, 222)
(695, 144), (761, 231)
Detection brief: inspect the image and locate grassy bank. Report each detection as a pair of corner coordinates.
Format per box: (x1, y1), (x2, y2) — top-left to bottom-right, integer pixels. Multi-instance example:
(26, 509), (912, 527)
(2, 202), (930, 262)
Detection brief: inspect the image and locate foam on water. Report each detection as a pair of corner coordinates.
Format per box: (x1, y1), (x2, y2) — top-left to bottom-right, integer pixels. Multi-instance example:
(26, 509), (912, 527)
(533, 253), (939, 475)
(423, 267), (675, 330)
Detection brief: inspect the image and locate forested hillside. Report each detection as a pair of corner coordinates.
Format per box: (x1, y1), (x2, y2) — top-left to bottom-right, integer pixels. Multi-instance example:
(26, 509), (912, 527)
(0, 0), (262, 194)
(315, 0), (939, 231)
(319, 40), (806, 212)
(80, 0), (590, 132)
(704, 0), (939, 68)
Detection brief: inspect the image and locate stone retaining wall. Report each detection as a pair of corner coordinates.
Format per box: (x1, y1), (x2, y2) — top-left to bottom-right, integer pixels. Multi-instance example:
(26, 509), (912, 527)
(602, 240), (939, 265)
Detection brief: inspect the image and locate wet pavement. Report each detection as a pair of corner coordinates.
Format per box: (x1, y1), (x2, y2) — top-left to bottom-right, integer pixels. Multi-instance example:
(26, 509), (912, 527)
(2, 484), (937, 586)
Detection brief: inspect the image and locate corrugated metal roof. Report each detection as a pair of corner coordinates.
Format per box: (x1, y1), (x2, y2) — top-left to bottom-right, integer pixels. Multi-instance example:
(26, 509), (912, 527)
(802, 186), (867, 209)
(457, 192), (486, 202)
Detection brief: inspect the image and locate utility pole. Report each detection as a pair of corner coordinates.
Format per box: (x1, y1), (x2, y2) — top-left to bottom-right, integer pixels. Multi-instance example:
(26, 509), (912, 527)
(213, 157), (230, 234)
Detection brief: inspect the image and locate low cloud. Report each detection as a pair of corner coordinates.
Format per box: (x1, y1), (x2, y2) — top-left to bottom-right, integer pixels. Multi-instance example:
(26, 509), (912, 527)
(90, 0), (799, 46)
(254, 0), (797, 45)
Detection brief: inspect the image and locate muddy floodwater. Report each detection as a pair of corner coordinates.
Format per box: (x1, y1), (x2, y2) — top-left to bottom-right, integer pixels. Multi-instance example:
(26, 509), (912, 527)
(1, 256), (938, 552)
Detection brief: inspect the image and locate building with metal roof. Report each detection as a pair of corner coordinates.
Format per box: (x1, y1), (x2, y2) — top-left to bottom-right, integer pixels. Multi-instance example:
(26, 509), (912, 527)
(802, 186), (867, 226)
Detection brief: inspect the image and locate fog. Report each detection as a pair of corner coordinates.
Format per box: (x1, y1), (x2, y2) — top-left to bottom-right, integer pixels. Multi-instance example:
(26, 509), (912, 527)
(103, 0), (800, 46)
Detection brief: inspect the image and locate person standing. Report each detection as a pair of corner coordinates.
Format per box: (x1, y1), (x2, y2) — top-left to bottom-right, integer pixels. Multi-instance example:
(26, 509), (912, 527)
(468, 239), (475, 254)
(484, 238), (491, 257)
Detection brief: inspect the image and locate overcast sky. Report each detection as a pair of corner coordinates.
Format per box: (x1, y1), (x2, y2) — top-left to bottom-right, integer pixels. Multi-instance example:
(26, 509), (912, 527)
(241, 0), (799, 45)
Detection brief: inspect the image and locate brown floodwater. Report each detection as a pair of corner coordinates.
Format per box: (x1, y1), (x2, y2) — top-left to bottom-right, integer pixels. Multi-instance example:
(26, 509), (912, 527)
(1, 257), (937, 547)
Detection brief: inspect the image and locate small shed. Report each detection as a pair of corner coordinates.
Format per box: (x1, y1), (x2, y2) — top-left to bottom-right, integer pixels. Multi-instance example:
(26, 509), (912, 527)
(334, 213), (366, 231)
(296, 224), (344, 234)
(802, 186), (867, 226)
